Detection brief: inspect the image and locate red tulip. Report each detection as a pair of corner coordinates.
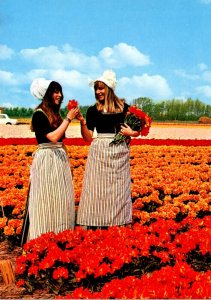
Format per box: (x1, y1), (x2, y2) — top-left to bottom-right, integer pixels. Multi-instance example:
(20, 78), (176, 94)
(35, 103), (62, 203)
(67, 99), (78, 110)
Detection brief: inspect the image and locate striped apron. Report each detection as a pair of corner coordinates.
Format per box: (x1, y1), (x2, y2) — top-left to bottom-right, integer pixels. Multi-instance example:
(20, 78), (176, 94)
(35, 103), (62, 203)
(77, 134), (132, 226)
(28, 142), (75, 240)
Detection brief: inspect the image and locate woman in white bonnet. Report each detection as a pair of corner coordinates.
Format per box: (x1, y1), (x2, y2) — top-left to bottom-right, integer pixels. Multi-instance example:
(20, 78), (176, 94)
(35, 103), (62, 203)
(21, 78), (78, 244)
(76, 70), (140, 229)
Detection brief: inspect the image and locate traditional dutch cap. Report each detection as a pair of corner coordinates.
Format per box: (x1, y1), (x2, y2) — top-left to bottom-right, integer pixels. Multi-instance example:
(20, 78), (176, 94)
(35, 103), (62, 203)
(30, 78), (52, 100)
(89, 70), (117, 91)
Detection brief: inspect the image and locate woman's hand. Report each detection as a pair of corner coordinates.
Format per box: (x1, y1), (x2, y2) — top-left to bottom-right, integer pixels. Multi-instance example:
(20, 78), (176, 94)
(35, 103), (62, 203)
(76, 111), (86, 126)
(66, 107), (79, 121)
(76, 110), (84, 122)
(120, 123), (140, 137)
(76, 110), (93, 141)
(46, 107), (79, 143)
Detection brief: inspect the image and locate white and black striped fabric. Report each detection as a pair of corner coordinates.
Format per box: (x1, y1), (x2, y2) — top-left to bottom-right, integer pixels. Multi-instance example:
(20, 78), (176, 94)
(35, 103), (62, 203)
(77, 135), (132, 226)
(28, 142), (75, 240)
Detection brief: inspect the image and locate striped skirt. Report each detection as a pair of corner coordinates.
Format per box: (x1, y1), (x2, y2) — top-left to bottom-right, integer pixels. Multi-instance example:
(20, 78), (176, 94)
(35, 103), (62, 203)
(77, 135), (132, 226)
(28, 142), (75, 240)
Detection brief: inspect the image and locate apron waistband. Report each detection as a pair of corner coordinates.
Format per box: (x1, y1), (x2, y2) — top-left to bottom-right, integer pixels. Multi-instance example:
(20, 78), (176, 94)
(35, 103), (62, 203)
(38, 142), (64, 149)
(97, 133), (115, 139)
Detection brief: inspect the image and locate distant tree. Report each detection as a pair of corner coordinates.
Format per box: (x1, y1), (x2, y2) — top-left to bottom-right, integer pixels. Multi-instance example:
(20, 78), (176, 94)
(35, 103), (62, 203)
(204, 104), (211, 116)
(149, 98), (211, 121)
(132, 97), (154, 116)
(2, 98), (211, 121)
(60, 105), (89, 119)
(153, 101), (167, 121)
(4, 107), (34, 118)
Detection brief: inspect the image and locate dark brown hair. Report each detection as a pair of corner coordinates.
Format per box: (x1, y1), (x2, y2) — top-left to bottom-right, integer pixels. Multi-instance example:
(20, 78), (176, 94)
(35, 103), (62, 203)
(31, 81), (63, 131)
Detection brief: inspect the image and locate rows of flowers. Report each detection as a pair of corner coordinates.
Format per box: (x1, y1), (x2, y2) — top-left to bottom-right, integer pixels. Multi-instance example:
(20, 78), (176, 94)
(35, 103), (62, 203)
(1, 143), (211, 241)
(15, 217), (210, 299)
(0, 141), (211, 298)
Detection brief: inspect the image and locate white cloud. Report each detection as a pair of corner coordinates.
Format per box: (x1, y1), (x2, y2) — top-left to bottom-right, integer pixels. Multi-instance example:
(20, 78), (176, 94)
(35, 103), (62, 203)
(198, 63), (208, 71)
(0, 102), (15, 108)
(49, 69), (89, 89)
(174, 69), (199, 80)
(26, 69), (49, 80)
(0, 70), (17, 84)
(20, 45), (101, 72)
(196, 85), (211, 97)
(0, 45), (14, 60)
(20, 43), (150, 71)
(26, 69), (89, 90)
(200, 0), (211, 4)
(202, 71), (211, 82)
(174, 95), (189, 101)
(99, 43), (150, 68)
(0, 44), (172, 106)
(117, 73), (172, 101)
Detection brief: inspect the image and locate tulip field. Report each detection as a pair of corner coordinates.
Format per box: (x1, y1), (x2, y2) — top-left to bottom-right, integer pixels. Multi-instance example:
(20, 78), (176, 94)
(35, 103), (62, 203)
(0, 138), (211, 299)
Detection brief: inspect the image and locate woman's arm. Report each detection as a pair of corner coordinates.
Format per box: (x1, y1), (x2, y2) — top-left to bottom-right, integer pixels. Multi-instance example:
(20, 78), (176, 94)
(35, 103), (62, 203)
(76, 111), (93, 142)
(46, 108), (79, 143)
(120, 123), (140, 138)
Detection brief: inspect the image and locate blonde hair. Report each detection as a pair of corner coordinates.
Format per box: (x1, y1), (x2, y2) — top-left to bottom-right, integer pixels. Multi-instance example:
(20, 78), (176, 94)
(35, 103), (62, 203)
(94, 81), (124, 113)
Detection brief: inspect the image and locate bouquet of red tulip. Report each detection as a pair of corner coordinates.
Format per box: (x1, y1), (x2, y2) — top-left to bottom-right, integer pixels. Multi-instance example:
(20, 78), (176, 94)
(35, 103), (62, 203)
(110, 105), (152, 145)
(67, 99), (78, 110)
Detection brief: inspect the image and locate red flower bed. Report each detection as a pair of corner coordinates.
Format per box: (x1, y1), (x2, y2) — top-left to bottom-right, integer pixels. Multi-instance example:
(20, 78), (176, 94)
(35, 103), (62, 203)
(0, 138), (90, 146)
(0, 137), (211, 146)
(15, 217), (210, 298)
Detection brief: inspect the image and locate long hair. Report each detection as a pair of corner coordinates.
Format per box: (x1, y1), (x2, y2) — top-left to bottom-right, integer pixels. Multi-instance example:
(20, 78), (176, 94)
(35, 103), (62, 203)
(31, 81), (63, 131)
(94, 81), (124, 113)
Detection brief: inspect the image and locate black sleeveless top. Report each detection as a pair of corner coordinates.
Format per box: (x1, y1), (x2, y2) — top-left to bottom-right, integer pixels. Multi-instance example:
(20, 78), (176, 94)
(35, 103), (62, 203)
(32, 110), (64, 144)
(86, 103), (129, 134)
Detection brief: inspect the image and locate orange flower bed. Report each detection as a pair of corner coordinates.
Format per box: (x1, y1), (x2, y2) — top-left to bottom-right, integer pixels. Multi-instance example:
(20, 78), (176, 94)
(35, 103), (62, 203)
(1, 142), (210, 298)
(130, 145), (211, 223)
(0, 143), (211, 243)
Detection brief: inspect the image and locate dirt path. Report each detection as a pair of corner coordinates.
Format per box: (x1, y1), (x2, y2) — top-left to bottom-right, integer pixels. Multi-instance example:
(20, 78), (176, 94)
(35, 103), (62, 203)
(1, 123), (211, 139)
(0, 242), (26, 299)
(0, 242), (54, 298)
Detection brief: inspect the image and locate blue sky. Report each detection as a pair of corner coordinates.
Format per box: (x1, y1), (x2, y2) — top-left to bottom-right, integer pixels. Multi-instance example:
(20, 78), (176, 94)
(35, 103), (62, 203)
(1, 0), (211, 108)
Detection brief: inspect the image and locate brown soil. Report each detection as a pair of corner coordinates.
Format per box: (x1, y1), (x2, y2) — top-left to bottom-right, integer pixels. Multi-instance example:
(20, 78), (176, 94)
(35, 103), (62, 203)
(0, 241), (24, 299)
(0, 241), (54, 299)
